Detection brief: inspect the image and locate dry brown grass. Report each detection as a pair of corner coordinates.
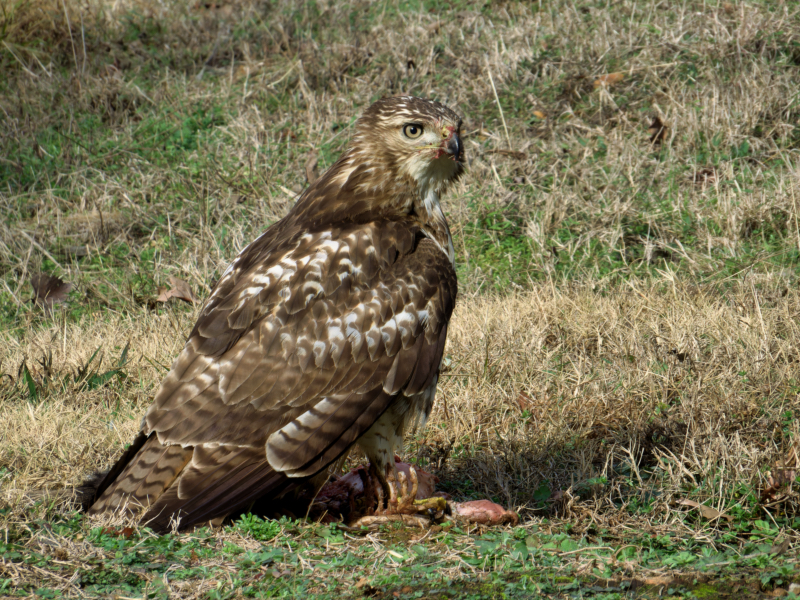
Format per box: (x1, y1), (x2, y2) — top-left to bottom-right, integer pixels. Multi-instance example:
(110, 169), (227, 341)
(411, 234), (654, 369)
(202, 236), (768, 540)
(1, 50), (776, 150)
(3, 274), (800, 527)
(432, 276), (800, 517)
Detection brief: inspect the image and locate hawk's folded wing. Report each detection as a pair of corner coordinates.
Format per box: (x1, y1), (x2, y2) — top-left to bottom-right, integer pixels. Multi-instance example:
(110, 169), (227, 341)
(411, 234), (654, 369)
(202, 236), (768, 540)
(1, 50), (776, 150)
(89, 220), (456, 531)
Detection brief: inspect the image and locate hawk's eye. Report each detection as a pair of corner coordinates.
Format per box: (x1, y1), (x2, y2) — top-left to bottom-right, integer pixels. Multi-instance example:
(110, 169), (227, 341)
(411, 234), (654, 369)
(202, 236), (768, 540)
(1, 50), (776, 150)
(403, 124), (424, 139)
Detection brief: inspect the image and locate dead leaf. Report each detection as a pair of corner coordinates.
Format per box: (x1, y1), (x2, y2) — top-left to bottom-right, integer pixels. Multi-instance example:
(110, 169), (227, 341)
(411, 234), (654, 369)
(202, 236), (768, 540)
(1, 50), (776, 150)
(517, 392), (533, 411)
(401, 586), (413, 593)
(305, 150), (319, 184)
(593, 72), (624, 88)
(99, 526), (135, 538)
(532, 110), (546, 119)
(676, 499), (732, 521)
(355, 578), (369, 589)
(277, 128), (297, 142)
(30, 274), (71, 310)
(692, 167), (718, 186)
(761, 468), (797, 504)
(771, 538), (791, 556)
(648, 116), (669, 145)
(156, 276), (197, 304)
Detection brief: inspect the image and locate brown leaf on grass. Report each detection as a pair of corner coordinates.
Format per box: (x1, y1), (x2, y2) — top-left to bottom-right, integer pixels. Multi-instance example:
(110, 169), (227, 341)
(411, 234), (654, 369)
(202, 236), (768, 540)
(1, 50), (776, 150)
(30, 274), (71, 309)
(305, 150), (320, 184)
(676, 499), (732, 521)
(99, 526), (135, 538)
(760, 444), (799, 504)
(277, 128), (297, 142)
(517, 391), (533, 411)
(648, 116), (669, 145)
(532, 110), (546, 119)
(120, 526), (135, 538)
(156, 276), (197, 304)
(771, 538), (791, 556)
(760, 469), (797, 504)
(593, 72), (625, 88)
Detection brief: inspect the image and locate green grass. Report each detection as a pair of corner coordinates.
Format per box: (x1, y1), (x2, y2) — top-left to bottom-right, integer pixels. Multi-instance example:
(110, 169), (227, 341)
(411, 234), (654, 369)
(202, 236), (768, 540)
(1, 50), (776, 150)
(1, 509), (798, 599)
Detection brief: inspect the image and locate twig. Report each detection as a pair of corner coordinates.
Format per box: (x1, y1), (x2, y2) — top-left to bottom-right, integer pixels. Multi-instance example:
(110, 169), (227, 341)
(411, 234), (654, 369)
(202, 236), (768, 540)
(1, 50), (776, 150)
(1, 41), (38, 79)
(197, 26), (225, 80)
(490, 162), (503, 187)
(701, 551), (767, 567)
(541, 546), (615, 556)
(267, 60), (301, 88)
(624, 62), (677, 74)
(792, 180), (800, 254)
(18, 230), (63, 270)
(487, 69), (511, 149)
(78, 6), (86, 75)
(60, 0), (79, 76)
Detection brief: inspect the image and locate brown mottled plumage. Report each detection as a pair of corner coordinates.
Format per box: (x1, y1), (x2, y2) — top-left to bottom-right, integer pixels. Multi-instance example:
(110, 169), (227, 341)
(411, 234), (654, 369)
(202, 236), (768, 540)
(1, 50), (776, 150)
(87, 96), (463, 532)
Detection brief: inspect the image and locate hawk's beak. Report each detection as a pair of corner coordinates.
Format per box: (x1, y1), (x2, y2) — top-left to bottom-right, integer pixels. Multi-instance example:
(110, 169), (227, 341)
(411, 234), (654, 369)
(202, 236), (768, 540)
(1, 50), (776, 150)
(443, 132), (463, 163)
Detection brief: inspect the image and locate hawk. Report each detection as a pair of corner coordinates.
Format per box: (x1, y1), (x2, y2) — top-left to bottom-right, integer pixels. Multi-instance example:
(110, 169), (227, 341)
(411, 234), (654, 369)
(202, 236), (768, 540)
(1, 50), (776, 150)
(86, 96), (464, 532)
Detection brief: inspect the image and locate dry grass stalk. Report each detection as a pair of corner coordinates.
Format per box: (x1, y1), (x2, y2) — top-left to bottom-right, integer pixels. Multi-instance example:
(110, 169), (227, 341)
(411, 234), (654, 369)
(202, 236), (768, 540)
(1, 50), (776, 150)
(3, 276), (800, 528)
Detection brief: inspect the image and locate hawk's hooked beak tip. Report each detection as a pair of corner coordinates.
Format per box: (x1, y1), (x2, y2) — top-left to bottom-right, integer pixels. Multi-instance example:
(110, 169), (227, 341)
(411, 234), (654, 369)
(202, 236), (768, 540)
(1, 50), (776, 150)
(443, 132), (463, 163)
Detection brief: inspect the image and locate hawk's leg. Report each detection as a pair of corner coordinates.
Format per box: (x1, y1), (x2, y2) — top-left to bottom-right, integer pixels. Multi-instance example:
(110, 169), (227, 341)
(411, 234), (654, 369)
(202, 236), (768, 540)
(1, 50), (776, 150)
(355, 395), (446, 526)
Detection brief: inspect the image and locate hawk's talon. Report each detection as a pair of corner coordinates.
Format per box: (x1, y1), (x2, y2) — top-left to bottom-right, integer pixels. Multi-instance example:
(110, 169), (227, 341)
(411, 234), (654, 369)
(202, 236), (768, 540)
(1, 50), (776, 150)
(347, 462), (451, 529)
(374, 464), (431, 516)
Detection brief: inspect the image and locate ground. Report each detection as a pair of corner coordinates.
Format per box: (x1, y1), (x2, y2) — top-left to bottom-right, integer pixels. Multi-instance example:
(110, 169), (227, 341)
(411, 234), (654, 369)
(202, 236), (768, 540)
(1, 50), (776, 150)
(2, 0), (800, 597)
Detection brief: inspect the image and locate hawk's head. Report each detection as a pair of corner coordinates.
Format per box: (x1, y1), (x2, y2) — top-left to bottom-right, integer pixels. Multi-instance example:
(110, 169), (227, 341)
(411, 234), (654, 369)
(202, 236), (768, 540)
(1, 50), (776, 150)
(291, 96), (464, 230)
(353, 96), (464, 198)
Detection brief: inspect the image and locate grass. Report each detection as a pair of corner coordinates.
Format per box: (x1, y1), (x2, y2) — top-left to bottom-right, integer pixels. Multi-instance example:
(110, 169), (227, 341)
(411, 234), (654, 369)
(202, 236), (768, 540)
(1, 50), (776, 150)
(2, 512), (798, 598)
(2, 0), (800, 596)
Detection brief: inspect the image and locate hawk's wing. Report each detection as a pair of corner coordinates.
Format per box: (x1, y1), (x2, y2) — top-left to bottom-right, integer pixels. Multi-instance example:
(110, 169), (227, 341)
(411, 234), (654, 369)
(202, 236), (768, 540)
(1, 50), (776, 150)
(89, 219), (456, 531)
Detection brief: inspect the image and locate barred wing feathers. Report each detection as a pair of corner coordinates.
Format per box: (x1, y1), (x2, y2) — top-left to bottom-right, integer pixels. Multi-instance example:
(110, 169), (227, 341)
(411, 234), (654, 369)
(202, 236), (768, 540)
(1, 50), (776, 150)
(89, 220), (456, 531)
